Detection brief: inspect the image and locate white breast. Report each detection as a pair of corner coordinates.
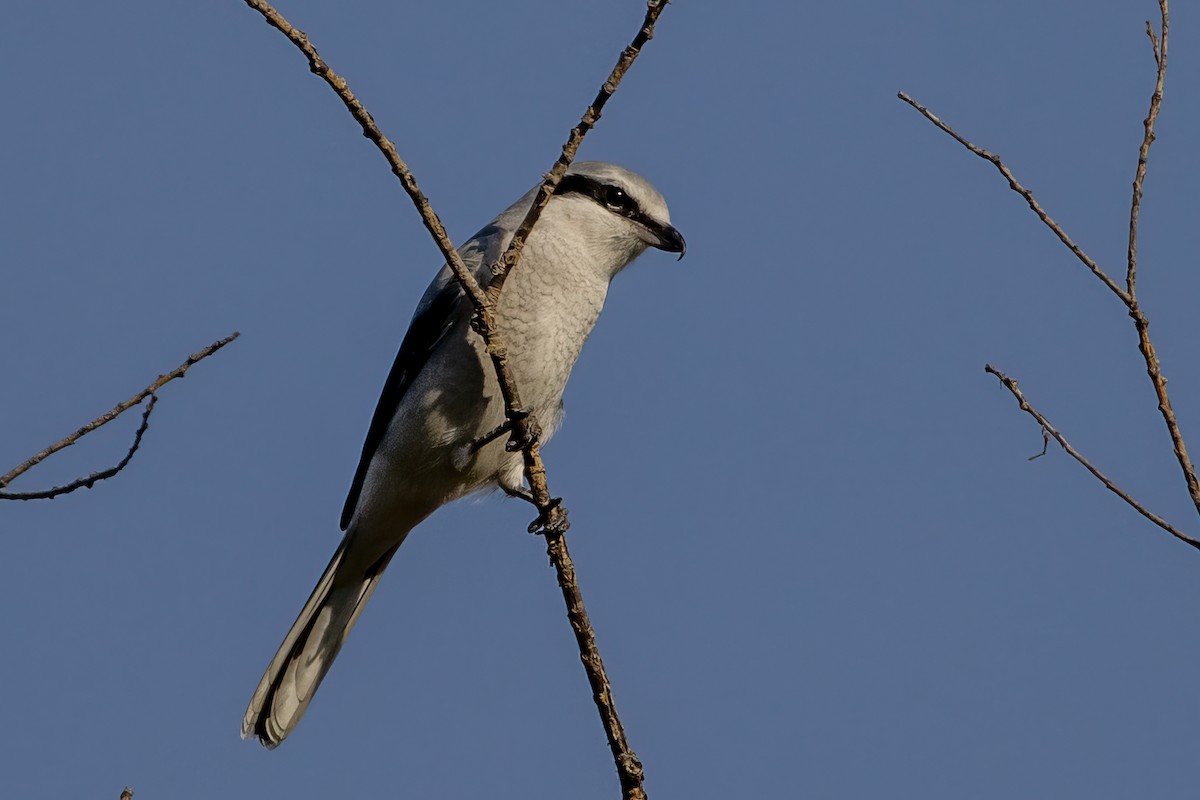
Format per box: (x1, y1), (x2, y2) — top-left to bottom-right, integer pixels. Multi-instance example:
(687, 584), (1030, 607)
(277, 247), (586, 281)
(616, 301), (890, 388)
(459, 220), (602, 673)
(495, 227), (613, 423)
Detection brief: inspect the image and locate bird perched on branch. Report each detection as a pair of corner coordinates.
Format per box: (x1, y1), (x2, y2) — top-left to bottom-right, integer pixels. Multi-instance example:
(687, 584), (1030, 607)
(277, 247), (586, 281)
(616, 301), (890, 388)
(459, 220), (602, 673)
(243, 161), (685, 747)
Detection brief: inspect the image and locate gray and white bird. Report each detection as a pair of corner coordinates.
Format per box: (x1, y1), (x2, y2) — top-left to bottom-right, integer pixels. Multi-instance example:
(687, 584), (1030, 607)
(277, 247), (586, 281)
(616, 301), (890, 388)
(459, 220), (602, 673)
(243, 161), (685, 748)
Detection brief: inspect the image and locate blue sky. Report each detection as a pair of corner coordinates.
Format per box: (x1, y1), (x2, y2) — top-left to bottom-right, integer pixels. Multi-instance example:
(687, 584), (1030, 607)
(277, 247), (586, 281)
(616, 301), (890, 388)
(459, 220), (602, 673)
(5, 1), (1200, 797)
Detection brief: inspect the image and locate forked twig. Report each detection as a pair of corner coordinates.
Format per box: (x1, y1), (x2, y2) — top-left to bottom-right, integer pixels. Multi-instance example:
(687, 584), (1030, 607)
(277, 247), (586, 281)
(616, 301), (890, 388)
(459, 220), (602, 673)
(1, 333), (239, 500)
(1, 396), (157, 501)
(1118, 5), (1200, 523)
(901, 3), (1199, 550)
(986, 365), (1200, 550)
(242, 2), (670, 795)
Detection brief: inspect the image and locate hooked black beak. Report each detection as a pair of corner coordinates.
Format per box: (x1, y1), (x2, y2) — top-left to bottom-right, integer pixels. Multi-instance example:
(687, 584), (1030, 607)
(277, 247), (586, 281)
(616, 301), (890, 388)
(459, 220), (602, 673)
(651, 223), (687, 260)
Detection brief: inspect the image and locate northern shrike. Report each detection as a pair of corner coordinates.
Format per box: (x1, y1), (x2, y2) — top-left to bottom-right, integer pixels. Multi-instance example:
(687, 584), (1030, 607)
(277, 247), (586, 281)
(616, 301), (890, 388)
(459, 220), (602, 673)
(243, 161), (685, 747)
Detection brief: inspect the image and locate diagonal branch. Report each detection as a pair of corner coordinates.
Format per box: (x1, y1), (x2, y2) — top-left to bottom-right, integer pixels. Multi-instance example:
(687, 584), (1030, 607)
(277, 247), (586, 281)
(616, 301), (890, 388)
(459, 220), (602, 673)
(241, 0), (548, 529)
(897, 91), (1132, 306)
(485, 0), (670, 302)
(240, 0), (490, 313)
(242, 3), (669, 796)
(1, 332), (239, 498)
(985, 365), (1200, 551)
(1119, 3), (1200, 521)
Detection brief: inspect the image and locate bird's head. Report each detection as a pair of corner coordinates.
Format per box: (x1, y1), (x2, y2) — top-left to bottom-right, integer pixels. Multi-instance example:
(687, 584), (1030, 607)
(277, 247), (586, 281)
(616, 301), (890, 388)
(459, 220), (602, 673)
(547, 161), (685, 274)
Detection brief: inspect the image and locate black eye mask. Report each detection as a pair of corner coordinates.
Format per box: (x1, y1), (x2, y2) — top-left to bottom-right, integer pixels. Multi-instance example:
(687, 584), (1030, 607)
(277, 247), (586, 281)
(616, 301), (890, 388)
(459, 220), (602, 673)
(559, 174), (643, 222)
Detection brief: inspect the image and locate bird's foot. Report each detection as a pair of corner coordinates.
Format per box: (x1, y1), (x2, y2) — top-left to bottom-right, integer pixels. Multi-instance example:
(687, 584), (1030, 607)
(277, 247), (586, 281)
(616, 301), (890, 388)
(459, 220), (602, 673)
(505, 409), (541, 452)
(501, 484), (569, 535)
(527, 498), (569, 536)
(470, 418), (515, 453)
(469, 408), (535, 454)
(501, 483), (536, 504)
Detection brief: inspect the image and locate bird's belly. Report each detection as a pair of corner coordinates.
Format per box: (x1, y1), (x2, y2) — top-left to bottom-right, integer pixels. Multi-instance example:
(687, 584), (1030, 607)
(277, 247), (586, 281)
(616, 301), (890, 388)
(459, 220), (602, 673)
(365, 265), (606, 517)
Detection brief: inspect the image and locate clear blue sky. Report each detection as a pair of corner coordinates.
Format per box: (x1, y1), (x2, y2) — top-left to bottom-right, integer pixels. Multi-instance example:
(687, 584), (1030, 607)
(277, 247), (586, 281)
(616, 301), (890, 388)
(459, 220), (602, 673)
(5, 1), (1200, 797)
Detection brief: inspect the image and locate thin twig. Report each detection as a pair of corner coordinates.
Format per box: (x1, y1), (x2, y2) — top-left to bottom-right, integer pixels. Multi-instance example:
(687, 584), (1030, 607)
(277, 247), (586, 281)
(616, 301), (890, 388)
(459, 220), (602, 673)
(240, 0), (490, 312)
(0, 396), (157, 501)
(485, 0), (670, 302)
(243, 3), (668, 795)
(985, 365), (1200, 551)
(1119, 3), (1200, 522)
(1128, 1), (1168, 297)
(897, 91), (1132, 305)
(0, 332), (239, 494)
(1146, 19), (1162, 69)
(546, 533), (645, 798)
(1028, 427), (1050, 461)
(903, 4), (1200, 546)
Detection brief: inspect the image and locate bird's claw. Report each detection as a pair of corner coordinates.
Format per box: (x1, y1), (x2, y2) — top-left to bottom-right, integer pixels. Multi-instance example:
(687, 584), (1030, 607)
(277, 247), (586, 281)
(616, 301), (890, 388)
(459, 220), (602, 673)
(469, 308), (489, 336)
(506, 409), (541, 451)
(527, 498), (568, 536)
(469, 408), (538, 454)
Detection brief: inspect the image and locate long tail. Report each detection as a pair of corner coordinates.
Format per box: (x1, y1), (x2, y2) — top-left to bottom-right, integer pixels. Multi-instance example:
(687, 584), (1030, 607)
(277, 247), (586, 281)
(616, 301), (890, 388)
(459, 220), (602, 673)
(242, 538), (401, 748)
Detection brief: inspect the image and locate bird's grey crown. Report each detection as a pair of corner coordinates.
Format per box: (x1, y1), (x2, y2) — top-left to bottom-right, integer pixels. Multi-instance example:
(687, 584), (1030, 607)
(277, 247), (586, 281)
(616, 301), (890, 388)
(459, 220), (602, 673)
(558, 161), (672, 227)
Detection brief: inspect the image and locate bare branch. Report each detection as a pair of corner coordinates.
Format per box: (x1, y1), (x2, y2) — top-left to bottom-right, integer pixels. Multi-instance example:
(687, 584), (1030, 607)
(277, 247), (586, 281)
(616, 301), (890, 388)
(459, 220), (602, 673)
(985, 365), (1200, 551)
(0, 396), (157, 501)
(547, 533), (646, 799)
(897, 91), (1132, 305)
(0, 332), (239, 496)
(239, 0), (490, 313)
(1128, 1), (1168, 296)
(1124, 307), (1200, 519)
(903, 4), (1200, 548)
(485, 0), (671, 302)
(242, 2), (670, 795)
(1117, 2), (1200, 523)
(241, 0), (546, 526)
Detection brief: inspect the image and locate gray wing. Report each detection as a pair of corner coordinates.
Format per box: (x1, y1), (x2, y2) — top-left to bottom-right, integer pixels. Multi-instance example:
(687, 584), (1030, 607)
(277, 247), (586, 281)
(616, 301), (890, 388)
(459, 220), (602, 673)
(340, 224), (510, 530)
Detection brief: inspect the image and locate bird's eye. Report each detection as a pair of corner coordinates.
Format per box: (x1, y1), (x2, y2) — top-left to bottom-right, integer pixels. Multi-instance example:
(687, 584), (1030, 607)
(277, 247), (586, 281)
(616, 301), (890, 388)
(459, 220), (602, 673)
(603, 185), (635, 214)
